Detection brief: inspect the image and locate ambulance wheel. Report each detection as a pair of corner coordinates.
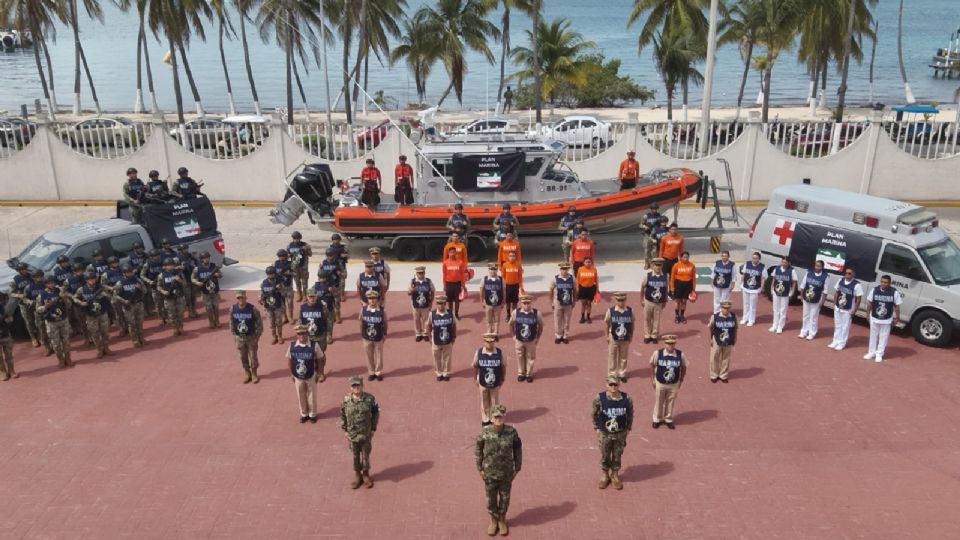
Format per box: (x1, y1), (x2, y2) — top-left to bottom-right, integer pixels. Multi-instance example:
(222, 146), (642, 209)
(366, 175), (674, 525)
(395, 238), (424, 261)
(911, 310), (953, 347)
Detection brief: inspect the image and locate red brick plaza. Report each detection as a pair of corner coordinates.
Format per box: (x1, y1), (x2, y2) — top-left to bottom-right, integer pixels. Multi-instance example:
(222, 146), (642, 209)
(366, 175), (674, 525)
(2, 291), (959, 539)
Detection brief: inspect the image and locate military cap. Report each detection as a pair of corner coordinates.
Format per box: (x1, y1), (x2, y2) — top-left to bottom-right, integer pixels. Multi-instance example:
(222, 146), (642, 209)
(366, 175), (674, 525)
(265, 266), (276, 274)
(235, 290), (247, 298)
(32, 270), (44, 278)
(148, 170), (160, 178)
(662, 334), (678, 344)
(325, 247), (337, 256)
(84, 272), (97, 280)
(454, 203), (464, 210)
(482, 333), (498, 342)
(720, 300), (733, 308)
(558, 262), (571, 269)
(56, 255), (69, 263)
(365, 290), (380, 299)
(177, 244), (189, 251)
(276, 249), (288, 257)
(149, 249), (161, 257)
(317, 271), (330, 280)
(306, 289), (317, 297)
(519, 294), (533, 302)
(368, 247), (380, 254)
(107, 255), (119, 263)
(294, 324), (308, 334)
(364, 260), (375, 267)
(613, 292), (627, 300)
(651, 257), (665, 264)
(162, 258), (175, 265)
(199, 251), (211, 259)
(607, 375), (621, 385)
(331, 233), (342, 241)
(291, 231), (302, 239)
(126, 167), (137, 175)
(177, 166), (188, 174)
(93, 249), (103, 257)
(72, 263), (85, 271)
(16, 262), (28, 270)
(487, 262), (498, 270)
(132, 241), (143, 249)
(435, 293), (447, 302)
(490, 404), (507, 417)
(568, 206), (577, 212)
(44, 275), (56, 283)
(650, 202), (660, 210)
(349, 375), (364, 385)
(414, 266), (426, 272)
(121, 264), (134, 272)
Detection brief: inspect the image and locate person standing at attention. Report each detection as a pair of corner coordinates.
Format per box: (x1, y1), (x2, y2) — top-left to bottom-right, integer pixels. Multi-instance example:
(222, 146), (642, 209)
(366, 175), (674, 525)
(360, 158), (382, 208)
(575, 257), (599, 324)
(668, 252), (696, 323)
(711, 250), (736, 314)
(829, 267), (863, 351)
(501, 251), (523, 323)
(769, 256), (797, 334)
(394, 154), (414, 206)
(548, 262), (576, 343)
(798, 259), (828, 340)
(739, 252), (765, 326)
(864, 275), (902, 363)
(617, 150), (640, 190)
(659, 223), (684, 278)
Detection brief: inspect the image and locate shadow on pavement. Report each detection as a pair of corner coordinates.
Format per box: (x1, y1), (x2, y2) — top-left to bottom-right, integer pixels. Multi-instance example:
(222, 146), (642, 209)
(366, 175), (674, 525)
(511, 501), (576, 527)
(728, 367), (764, 379)
(673, 409), (719, 425)
(534, 365), (579, 380)
(377, 460), (434, 483)
(389, 364), (432, 378)
(620, 461), (675, 483)
(508, 406), (549, 423)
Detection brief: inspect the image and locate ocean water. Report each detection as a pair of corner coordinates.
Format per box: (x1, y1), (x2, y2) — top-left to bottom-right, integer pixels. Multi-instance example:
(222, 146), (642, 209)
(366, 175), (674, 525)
(1, 0), (959, 115)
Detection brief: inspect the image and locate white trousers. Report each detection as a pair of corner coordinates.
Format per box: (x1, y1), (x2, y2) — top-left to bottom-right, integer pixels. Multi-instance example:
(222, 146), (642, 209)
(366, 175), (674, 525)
(713, 287), (732, 314)
(832, 309), (854, 347)
(741, 291), (760, 324)
(771, 295), (790, 331)
(801, 301), (821, 337)
(868, 321), (892, 357)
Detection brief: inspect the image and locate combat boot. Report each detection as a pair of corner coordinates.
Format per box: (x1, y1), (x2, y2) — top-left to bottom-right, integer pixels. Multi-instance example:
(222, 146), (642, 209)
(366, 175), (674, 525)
(610, 470), (623, 490)
(350, 472), (363, 489)
(362, 472), (374, 488)
(243, 369), (252, 384)
(31, 338), (40, 348)
(497, 515), (508, 536)
(250, 368), (260, 384)
(486, 514), (499, 536)
(271, 332), (278, 345)
(598, 470), (610, 489)
(96, 346), (105, 359)
(276, 329), (284, 344)
(44, 347), (54, 357)
(63, 352), (74, 367)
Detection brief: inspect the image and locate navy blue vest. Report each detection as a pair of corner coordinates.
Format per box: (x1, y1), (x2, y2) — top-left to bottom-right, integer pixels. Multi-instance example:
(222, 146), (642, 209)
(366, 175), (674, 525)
(802, 271), (827, 304)
(643, 272), (668, 304)
(274, 259), (293, 286)
(609, 307), (634, 341)
(313, 281), (335, 311)
(128, 251), (146, 271)
(449, 213), (469, 232)
(195, 263), (220, 294)
(358, 273), (382, 298)
(127, 178), (145, 198)
(361, 307), (385, 341)
(514, 309), (539, 342)
(870, 286), (898, 321)
(477, 348), (504, 388)
(431, 310), (456, 345)
(597, 392), (630, 433)
(89, 259), (109, 277)
(12, 273), (30, 293)
(102, 268), (123, 287)
(711, 313), (737, 346)
(261, 278), (283, 309)
(836, 279), (859, 311)
(53, 264), (72, 285)
(78, 285), (109, 316)
(372, 260), (387, 279)
(741, 262), (764, 291)
(411, 278), (433, 309)
(289, 342), (317, 379)
(320, 259), (341, 287)
(39, 288), (67, 321)
(554, 275), (575, 306)
(713, 260), (735, 288)
(160, 270), (182, 297)
(64, 274), (84, 294)
(287, 241), (308, 268)
(231, 303), (255, 335)
(482, 276), (503, 306)
(654, 348), (683, 384)
(118, 276), (144, 303)
(25, 281), (44, 302)
(643, 211), (662, 230)
(772, 266), (794, 297)
(143, 259), (162, 280)
(300, 302), (328, 337)
(146, 180), (167, 197)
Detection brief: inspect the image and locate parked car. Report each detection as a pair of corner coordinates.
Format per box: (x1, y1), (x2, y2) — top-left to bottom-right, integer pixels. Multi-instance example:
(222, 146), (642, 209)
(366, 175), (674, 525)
(791, 123), (865, 153)
(65, 117), (146, 147)
(356, 119), (392, 148)
(0, 117), (37, 146)
(453, 117), (514, 135)
(168, 118), (226, 149)
(532, 115), (612, 148)
(216, 115), (270, 156)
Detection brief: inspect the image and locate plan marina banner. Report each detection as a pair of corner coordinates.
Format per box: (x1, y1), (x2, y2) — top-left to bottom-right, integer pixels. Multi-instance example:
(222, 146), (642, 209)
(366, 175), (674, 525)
(142, 198), (219, 245)
(788, 222), (883, 281)
(451, 152), (526, 192)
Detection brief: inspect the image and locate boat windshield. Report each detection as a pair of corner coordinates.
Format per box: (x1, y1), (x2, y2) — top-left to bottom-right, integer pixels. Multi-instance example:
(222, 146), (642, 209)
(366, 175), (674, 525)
(16, 236), (69, 271)
(918, 238), (960, 286)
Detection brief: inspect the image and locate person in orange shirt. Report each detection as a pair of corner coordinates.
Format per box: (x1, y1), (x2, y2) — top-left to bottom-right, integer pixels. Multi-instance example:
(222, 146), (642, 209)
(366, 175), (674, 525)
(394, 155), (414, 205)
(500, 250), (523, 322)
(617, 150), (640, 190)
(360, 158), (382, 208)
(668, 251), (696, 324)
(441, 247), (466, 319)
(658, 223), (684, 277)
(443, 231), (468, 266)
(569, 229), (596, 275)
(575, 257), (599, 323)
(497, 231), (522, 272)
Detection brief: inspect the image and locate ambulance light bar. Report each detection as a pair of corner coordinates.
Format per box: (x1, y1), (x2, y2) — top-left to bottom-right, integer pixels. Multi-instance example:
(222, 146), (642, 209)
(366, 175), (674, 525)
(784, 199), (808, 212)
(853, 212), (879, 228)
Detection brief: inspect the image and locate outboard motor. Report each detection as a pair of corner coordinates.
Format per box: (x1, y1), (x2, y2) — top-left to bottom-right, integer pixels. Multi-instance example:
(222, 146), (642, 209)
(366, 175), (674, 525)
(270, 163), (337, 226)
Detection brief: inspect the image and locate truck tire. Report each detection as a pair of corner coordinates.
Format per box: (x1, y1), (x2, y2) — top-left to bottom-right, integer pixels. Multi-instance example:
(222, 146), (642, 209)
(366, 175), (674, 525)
(425, 239), (445, 261)
(467, 237), (486, 262)
(911, 309), (954, 347)
(395, 238), (425, 261)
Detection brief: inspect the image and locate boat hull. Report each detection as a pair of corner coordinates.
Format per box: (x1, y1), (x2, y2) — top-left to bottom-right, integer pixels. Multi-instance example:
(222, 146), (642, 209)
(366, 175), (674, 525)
(332, 168), (703, 237)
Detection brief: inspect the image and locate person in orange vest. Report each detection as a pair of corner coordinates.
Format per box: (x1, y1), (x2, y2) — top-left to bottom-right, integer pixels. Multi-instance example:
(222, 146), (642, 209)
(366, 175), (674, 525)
(497, 231), (522, 273)
(575, 257), (599, 323)
(569, 229), (596, 275)
(658, 223), (684, 277)
(500, 250), (523, 322)
(360, 158), (382, 208)
(441, 247), (466, 319)
(668, 251), (696, 324)
(394, 155), (414, 206)
(617, 150), (640, 190)
(443, 231), (468, 267)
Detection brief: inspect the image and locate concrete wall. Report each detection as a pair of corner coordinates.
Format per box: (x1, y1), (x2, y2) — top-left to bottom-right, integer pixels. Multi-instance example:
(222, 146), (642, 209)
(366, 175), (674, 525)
(2, 117), (959, 202)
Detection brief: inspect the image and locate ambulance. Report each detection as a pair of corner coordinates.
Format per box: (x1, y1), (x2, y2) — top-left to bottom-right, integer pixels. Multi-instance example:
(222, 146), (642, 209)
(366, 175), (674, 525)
(745, 184), (960, 347)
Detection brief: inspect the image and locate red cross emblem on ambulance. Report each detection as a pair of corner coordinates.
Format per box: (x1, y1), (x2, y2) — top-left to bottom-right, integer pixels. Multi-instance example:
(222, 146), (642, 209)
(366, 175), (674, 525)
(771, 219), (795, 247)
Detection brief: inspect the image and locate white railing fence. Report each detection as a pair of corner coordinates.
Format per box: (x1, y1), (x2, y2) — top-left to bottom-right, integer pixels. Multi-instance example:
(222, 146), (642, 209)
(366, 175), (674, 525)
(642, 121), (744, 159)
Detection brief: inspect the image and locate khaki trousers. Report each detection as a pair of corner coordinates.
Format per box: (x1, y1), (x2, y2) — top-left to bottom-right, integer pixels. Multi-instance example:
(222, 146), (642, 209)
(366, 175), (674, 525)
(294, 377), (318, 417)
(432, 343), (453, 376)
(643, 302), (665, 339)
(480, 385), (502, 422)
(413, 307), (430, 337)
(553, 303), (572, 338)
(484, 305), (502, 335)
(652, 382), (680, 423)
(515, 340), (537, 376)
(363, 339), (384, 375)
(709, 344), (733, 380)
(607, 340), (630, 377)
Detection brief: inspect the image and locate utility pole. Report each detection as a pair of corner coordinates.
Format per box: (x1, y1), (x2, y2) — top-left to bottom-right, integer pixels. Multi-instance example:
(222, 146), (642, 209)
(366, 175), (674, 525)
(697, 0), (720, 156)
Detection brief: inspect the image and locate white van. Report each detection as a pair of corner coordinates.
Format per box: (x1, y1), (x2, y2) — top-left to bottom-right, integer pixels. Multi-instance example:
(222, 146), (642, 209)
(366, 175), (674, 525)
(745, 184), (960, 347)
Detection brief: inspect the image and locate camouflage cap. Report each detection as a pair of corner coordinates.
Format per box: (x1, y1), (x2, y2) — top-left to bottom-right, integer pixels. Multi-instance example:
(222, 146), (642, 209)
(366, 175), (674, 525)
(368, 247), (381, 254)
(235, 290), (247, 298)
(651, 257), (665, 264)
(613, 292), (627, 300)
(720, 300), (733, 308)
(306, 289), (317, 297)
(349, 375), (364, 385)
(414, 266), (426, 272)
(482, 333), (497, 342)
(662, 334), (678, 344)
(364, 260), (375, 267)
(365, 290), (380, 299)
(293, 324), (308, 334)
(435, 293), (447, 302)
(606, 375), (621, 385)
(519, 294), (533, 302)
(558, 262), (571, 269)
(490, 404), (507, 417)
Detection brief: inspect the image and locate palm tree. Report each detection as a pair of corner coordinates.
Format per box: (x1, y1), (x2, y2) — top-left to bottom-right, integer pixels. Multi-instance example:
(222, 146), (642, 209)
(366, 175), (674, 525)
(40, 31), (59, 112)
(751, 0), (801, 122)
(718, 0), (760, 120)
(531, 0), (540, 121)
(896, 0), (915, 104)
(495, 0), (536, 106)
(389, 16), (440, 104)
(651, 27), (701, 121)
(349, 0), (405, 113)
(0, 0), (66, 119)
(510, 18), (597, 103)
(211, 0), (237, 115)
(416, 0), (500, 106)
(177, 41), (207, 117)
(68, 0), (104, 115)
(235, 0), (262, 115)
(117, 0), (159, 114)
(627, 0), (709, 52)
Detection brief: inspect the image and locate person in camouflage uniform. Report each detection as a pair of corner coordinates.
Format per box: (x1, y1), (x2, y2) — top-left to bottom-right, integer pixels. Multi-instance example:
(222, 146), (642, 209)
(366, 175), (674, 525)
(74, 272), (113, 358)
(0, 291), (17, 379)
(10, 264), (40, 347)
(101, 256), (128, 336)
(592, 376), (634, 490)
(340, 375), (380, 489)
(176, 244), (199, 319)
(475, 404), (522, 536)
(230, 291), (264, 383)
(39, 276), (73, 367)
(259, 266), (285, 344)
(63, 263), (89, 340)
(191, 252), (222, 328)
(288, 231), (312, 302)
(274, 249), (295, 324)
(25, 270), (52, 354)
(114, 264), (148, 347)
(140, 249), (166, 321)
(158, 258), (187, 336)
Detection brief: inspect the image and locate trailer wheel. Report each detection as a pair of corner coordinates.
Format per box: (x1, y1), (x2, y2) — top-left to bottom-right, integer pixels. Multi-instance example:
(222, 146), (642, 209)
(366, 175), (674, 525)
(395, 238), (424, 261)
(467, 237), (486, 262)
(425, 239), (446, 261)
(911, 309), (953, 347)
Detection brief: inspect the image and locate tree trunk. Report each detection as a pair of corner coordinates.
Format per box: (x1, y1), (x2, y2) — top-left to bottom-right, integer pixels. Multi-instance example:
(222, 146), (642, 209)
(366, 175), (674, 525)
(177, 42), (204, 117)
(437, 80), (455, 107)
(342, 18), (354, 125)
(239, 12), (261, 115)
(819, 57), (827, 107)
(761, 64), (772, 123)
(78, 44), (102, 115)
(219, 19), (236, 116)
(497, 6), (511, 103)
(318, 0), (334, 158)
(681, 76), (689, 122)
(71, 0), (81, 115)
(167, 33), (186, 141)
(141, 25), (159, 114)
(41, 37), (58, 113)
(286, 36), (294, 131)
(351, 0), (367, 111)
(735, 41), (753, 120)
(867, 21), (879, 104)
(533, 0), (542, 123)
(896, 0), (915, 103)
(835, 0), (856, 121)
(362, 53), (369, 114)
(31, 27), (56, 120)
(666, 85), (674, 121)
(293, 57), (309, 120)
(134, 23), (144, 113)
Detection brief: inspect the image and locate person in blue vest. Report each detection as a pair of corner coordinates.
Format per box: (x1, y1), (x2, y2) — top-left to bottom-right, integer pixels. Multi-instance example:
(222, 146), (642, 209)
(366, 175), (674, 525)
(473, 333), (505, 426)
(739, 251), (765, 326)
(230, 290), (263, 384)
(141, 249), (166, 321)
(430, 293), (457, 381)
(39, 275), (72, 367)
(191, 252), (222, 329)
(320, 248), (343, 324)
(711, 250), (736, 314)
(481, 263), (505, 338)
(171, 166), (202, 199)
(287, 324), (322, 423)
(640, 203), (662, 269)
(175, 244), (200, 319)
(299, 289), (329, 359)
(592, 375), (634, 490)
(798, 260), (828, 340)
(548, 262), (576, 344)
(86, 249), (109, 280)
(52, 255), (73, 286)
(64, 263), (88, 339)
(9, 264), (39, 347)
(20, 270), (49, 353)
(649, 334), (688, 429)
(368, 247), (391, 304)
(604, 292), (634, 382)
(73, 272), (113, 359)
(101, 256), (128, 336)
(123, 167), (146, 224)
(287, 231), (312, 302)
(640, 258), (669, 343)
(829, 267), (864, 351)
(0, 291), (16, 380)
(493, 203), (519, 243)
(768, 256), (797, 334)
(274, 249), (295, 324)
(356, 261), (386, 309)
(313, 272), (337, 344)
(259, 266), (285, 344)
(707, 301), (738, 383)
(512, 294), (543, 383)
(559, 206), (581, 262)
(408, 266), (435, 342)
(158, 257), (187, 337)
(114, 264), (147, 347)
(360, 290), (388, 381)
(864, 275), (903, 363)
(143, 170), (170, 203)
